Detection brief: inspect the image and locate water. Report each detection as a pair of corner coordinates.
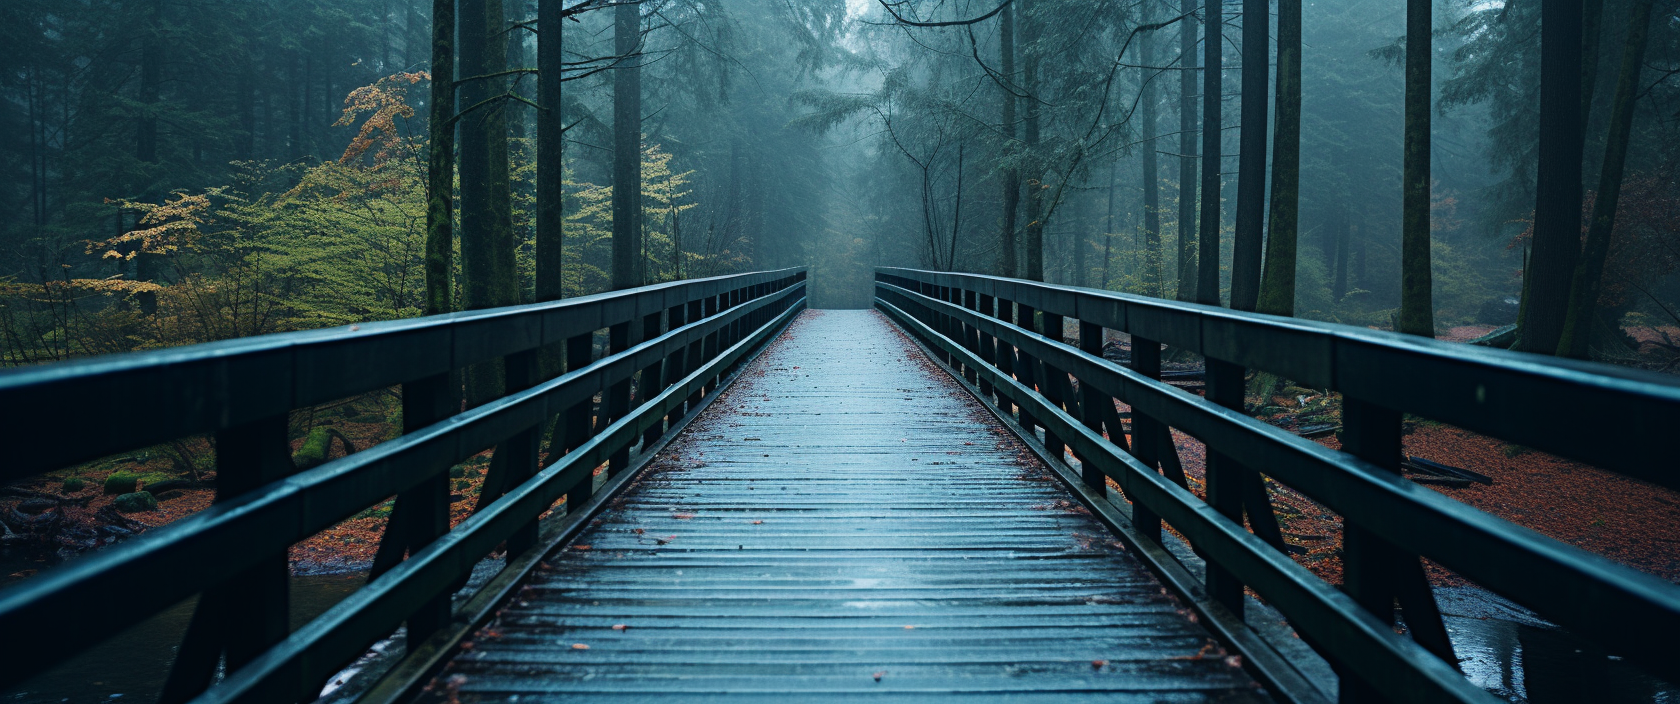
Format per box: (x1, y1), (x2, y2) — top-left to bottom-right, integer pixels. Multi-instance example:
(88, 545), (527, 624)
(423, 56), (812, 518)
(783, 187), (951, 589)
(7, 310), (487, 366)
(1441, 587), (1678, 703)
(2, 572), (368, 704)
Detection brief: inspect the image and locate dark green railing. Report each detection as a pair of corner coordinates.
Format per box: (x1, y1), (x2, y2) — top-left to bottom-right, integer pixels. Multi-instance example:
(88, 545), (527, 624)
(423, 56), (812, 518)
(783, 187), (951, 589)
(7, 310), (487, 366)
(876, 267), (1680, 704)
(0, 268), (807, 703)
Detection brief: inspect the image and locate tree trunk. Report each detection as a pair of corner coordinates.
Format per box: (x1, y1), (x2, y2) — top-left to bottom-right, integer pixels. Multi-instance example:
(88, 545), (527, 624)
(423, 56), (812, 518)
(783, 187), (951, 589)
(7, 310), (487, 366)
(999, 6), (1020, 278)
(1513, 0), (1585, 353)
(1557, 0), (1653, 358)
(1021, 0), (1045, 282)
(1396, 0), (1434, 336)
(535, 0), (563, 302)
(1332, 202), (1349, 300)
(136, 0), (163, 166)
(1195, 0), (1223, 306)
(1176, 0), (1199, 302)
(1581, 0), (1604, 126)
(1257, 0), (1300, 317)
(424, 0), (456, 316)
(1141, 10), (1162, 298)
(1230, 0), (1267, 312)
(612, 1), (643, 290)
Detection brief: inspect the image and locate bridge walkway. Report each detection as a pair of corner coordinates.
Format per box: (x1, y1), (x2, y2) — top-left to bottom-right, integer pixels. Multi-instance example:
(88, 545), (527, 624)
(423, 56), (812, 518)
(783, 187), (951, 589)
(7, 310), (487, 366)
(419, 310), (1264, 702)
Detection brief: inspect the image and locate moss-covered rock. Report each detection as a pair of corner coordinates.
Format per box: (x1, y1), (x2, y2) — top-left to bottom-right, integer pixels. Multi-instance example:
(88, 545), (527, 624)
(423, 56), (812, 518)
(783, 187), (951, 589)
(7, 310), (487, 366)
(61, 476), (85, 493)
(104, 472), (139, 495)
(293, 426), (334, 469)
(143, 478), (193, 494)
(114, 491), (158, 513)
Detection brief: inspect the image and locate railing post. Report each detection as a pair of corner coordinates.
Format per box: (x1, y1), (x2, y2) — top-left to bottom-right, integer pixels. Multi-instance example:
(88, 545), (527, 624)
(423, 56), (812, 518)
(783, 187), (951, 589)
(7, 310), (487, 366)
(976, 293), (996, 399)
(702, 294), (721, 395)
(960, 289), (980, 385)
(994, 298), (1018, 417)
(1203, 359), (1249, 616)
(1015, 302), (1041, 440)
(1125, 336), (1176, 542)
(639, 309), (667, 448)
(685, 299), (705, 410)
(499, 350), (542, 557)
(1077, 321), (1126, 495)
(160, 413), (294, 704)
(1338, 397), (1459, 701)
(603, 320), (633, 475)
(562, 332), (596, 511)
(664, 303), (689, 425)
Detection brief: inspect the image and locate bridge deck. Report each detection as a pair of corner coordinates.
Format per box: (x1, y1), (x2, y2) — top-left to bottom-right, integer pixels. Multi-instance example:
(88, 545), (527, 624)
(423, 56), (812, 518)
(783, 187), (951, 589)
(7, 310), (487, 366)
(421, 310), (1265, 702)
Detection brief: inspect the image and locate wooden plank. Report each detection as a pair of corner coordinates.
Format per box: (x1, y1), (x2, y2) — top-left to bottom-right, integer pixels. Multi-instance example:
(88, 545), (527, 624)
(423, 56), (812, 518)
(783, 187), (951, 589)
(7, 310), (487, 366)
(420, 311), (1265, 702)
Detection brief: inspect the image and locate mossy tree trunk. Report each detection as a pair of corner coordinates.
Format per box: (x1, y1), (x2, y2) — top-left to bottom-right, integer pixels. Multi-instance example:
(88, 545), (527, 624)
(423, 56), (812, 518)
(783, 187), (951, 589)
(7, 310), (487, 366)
(1557, 0), (1653, 358)
(1257, 0), (1301, 317)
(998, 5), (1020, 278)
(1230, 0), (1267, 312)
(424, 0), (455, 317)
(1195, 0), (1223, 306)
(1175, 0), (1199, 302)
(1021, 0), (1045, 282)
(612, 1), (642, 290)
(536, 0), (562, 303)
(1513, 0), (1585, 353)
(1397, 0), (1434, 336)
(1140, 6), (1163, 298)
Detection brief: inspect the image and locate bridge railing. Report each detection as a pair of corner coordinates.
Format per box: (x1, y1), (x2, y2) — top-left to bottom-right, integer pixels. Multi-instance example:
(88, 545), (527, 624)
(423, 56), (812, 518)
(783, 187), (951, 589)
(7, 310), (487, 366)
(875, 267), (1680, 704)
(0, 267), (807, 703)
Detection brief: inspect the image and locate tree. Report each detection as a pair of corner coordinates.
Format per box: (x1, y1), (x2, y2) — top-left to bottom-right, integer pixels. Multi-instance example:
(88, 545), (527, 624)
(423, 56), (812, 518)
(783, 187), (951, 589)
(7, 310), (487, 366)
(1175, 0), (1198, 302)
(1395, 0), (1434, 335)
(1512, 0), (1585, 353)
(1257, 0), (1301, 317)
(458, 0), (519, 314)
(1021, 0), (1046, 282)
(425, 0), (456, 316)
(535, 0), (563, 303)
(998, 5), (1021, 278)
(612, 1), (643, 290)
(1139, 2), (1162, 298)
(1230, 0), (1266, 312)
(1557, 0), (1655, 358)
(1195, 0), (1223, 306)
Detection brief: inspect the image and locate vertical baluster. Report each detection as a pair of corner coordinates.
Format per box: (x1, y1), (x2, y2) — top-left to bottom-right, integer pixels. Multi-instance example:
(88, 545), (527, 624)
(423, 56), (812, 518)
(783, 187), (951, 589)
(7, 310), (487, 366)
(960, 289), (980, 384)
(1038, 311), (1069, 459)
(665, 303), (689, 424)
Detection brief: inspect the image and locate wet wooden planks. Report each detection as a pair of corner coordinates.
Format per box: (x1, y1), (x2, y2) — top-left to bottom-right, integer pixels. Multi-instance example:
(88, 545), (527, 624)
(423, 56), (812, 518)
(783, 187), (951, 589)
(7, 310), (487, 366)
(420, 310), (1267, 702)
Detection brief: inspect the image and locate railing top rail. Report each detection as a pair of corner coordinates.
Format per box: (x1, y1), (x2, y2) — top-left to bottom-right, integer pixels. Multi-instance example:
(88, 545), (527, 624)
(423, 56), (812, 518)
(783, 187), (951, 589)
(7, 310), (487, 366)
(0, 267), (806, 480)
(878, 267), (1680, 486)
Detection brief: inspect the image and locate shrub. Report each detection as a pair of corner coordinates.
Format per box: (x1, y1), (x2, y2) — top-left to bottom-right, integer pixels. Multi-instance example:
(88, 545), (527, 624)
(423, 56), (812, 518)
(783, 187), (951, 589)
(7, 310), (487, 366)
(113, 491), (158, 513)
(61, 477), (85, 493)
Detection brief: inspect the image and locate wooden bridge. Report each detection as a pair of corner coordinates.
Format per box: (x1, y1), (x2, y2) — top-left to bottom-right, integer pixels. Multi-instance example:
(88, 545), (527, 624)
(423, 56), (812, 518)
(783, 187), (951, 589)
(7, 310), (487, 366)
(2, 267), (1679, 703)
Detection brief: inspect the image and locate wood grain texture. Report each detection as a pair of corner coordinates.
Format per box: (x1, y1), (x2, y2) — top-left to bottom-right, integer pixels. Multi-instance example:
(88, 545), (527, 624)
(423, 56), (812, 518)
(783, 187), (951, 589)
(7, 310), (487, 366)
(419, 310), (1268, 702)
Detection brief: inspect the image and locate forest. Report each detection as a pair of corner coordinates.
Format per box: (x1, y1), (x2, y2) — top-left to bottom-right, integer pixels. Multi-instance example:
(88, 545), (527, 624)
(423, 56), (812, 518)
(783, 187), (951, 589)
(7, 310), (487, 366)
(0, 0), (1677, 370)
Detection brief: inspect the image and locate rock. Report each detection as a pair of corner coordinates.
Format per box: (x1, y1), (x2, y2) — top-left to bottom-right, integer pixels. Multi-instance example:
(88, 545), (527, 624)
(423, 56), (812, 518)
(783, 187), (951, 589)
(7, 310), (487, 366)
(1477, 297), (1521, 326)
(113, 491), (157, 513)
(16, 498), (55, 515)
(104, 472), (139, 495)
(61, 477), (85, 493)
(293, 426), (334, 469)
